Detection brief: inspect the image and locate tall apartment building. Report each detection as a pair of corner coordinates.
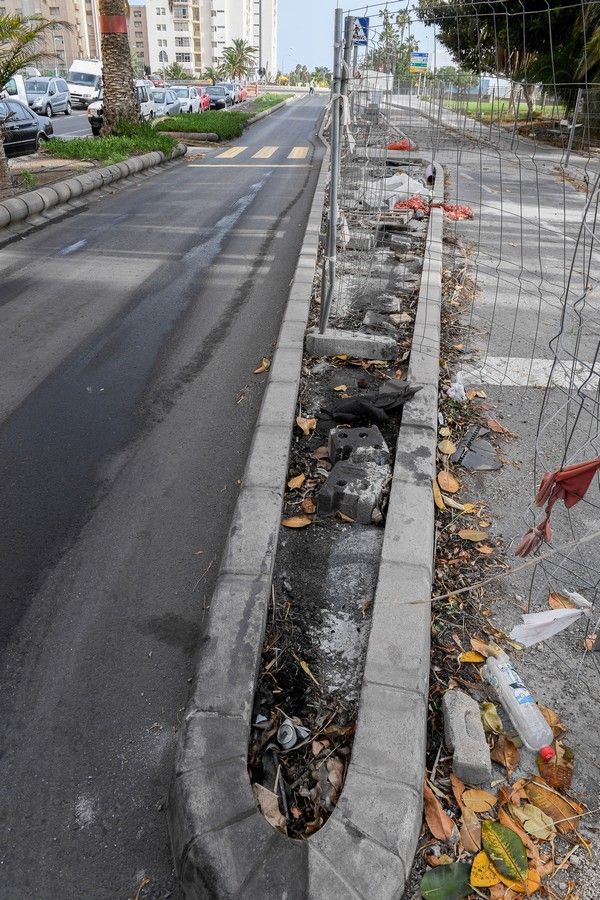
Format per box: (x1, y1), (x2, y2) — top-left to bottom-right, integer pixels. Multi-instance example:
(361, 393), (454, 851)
(143, 0), (277, 78)
(128, 4), (150, 73)
(0, 0), (100, 71)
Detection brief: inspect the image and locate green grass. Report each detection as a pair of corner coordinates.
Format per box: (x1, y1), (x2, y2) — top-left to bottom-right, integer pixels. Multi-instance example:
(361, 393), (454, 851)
(254, 93), (287, 112)
(444, 99), (566, 123)
(44, 122), (177, 165)
(156, 110), (252, 140)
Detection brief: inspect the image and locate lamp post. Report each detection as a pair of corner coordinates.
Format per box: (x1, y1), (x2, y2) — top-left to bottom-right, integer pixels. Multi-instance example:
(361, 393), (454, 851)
(281, 46), (294, 83)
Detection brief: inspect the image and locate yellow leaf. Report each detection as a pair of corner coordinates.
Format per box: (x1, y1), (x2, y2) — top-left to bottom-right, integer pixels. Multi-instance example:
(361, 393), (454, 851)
(296, 416), (316, 436)
(443, 495), (465, 510)
(254, 356), (271, 374)
(287, 473), (305, 490)
(282, 515), (313, 528)
(458, 529), (487, 542)
(432, 478), (447, 510)
(333, 384), (348, 392)
(498, 868), (542, 895)
(462, 502), (479, 513)
(463, 789), (497, 813)
(481, 701), (504, 734)
(438, 439), (458, 455)
(439, 426), (451, 437)
(459, 650), (486, 664)
(300, 659), (319, 685)
(482, 820), (529, 885)
(334, 354), (348, 361)
(470, 850), (502, 888)
(437, 471), (460, 493)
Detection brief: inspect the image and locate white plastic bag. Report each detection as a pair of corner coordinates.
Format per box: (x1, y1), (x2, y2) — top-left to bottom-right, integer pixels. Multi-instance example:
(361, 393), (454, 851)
(509, 591), (593, 647)
(446, 373), (467, 403)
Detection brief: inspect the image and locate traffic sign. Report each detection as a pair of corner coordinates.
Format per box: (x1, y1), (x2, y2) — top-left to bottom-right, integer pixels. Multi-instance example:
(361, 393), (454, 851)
(409, 51), (429, 74)
(352, 17), (369, 46)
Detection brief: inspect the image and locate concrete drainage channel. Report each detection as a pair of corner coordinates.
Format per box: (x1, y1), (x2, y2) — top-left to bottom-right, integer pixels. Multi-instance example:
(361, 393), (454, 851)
(0, 144), (187, 247)
(168, 95), (445, 896)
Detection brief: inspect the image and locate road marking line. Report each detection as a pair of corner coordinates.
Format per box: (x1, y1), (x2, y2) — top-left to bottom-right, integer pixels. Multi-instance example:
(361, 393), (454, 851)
(193, 163), (311, 169)
(461, 357), (599, 388)
(288, 146), (308, 159)
(59, 239), (87, 256)
(252, 146), (278, 159)
(216, 146), (247, 158)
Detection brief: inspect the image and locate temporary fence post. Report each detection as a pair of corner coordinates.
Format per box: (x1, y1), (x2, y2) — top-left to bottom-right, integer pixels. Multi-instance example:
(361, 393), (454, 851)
(565, 87), (583, 168)
(319, 7), (344, 334)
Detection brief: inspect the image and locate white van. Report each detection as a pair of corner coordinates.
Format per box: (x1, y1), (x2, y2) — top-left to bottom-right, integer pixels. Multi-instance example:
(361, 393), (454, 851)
(67, 59), (103, 108)
(1, 73), (28, 104)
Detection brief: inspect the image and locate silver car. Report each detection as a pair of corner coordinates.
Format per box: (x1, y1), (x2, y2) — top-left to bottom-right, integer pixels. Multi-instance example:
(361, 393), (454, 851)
(152, 88), (181, 117)
(25, 76), (71, 117)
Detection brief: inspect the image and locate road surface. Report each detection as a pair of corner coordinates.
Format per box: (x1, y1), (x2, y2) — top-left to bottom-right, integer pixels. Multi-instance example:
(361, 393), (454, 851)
(50, 108), (91, 139)
(0, 95), (325, 898)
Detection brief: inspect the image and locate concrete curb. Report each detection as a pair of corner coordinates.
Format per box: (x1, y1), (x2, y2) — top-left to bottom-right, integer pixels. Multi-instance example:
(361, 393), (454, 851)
(167, 139), (444, 897)
(0, 143), (187, 236)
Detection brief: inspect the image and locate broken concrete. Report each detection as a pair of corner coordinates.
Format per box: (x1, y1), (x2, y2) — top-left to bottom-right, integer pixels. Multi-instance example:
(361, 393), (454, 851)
(329, 425), (390, 466)
(443, 689), (492, 785)
(318, 460), (390, 524)
(305, 327), (397, 361)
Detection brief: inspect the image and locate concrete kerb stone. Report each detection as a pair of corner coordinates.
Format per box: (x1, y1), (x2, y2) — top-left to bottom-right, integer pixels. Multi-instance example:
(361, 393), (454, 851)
(0, 143), (187, 235)
(167, 142), (444, 897)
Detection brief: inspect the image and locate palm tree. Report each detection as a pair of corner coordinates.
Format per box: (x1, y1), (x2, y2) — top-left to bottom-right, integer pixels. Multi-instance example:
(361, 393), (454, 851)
(202, 66), (224, 85)
(98, 0), (139, 133)
(0, 13), (71, 192)
(221, 38), (257, 80)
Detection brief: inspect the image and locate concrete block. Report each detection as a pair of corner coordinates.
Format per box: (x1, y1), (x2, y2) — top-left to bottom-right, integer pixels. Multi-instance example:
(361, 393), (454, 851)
(243, 424), (291, 491)
(63, 177), (84, 198)
(317, 460), (390, 524)
(443, 689), (492, 785)
(35, 186), (60, 210)
(346, 230), (375, 251)
(305, 327), (396, 361)
(220, 486), (282, 579)
(391, 424), (436, 486)
(2, 196), (28, 223)
(277, 319), (306, 349)
(329, 425), (390, 466)
(268, 346), (303, 386)
(362, 311), (396, 336)
(282, 299), (310, 324)
(0, 205), (10, 228)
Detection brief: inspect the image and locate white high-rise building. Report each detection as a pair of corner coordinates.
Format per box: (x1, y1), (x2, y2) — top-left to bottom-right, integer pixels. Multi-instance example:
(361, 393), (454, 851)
(144, 0), (277, 78)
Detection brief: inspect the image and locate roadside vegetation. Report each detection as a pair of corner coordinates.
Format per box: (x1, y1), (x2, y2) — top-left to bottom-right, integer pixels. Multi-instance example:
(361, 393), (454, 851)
(443, 99), (567, 123)
(254, 93), (287, 112)
(156, 109), (252, 139)
(45, 122), (176, 165)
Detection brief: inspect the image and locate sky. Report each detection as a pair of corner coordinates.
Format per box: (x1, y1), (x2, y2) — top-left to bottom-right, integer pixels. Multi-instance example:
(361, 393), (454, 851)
(277, 0), (453, 73)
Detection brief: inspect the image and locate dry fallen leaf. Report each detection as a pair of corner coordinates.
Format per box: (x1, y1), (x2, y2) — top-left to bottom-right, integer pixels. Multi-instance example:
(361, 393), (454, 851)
(491, 735), (521, 777)
(282, 515), (313, 528)
(423, 781), (455, 841)
(299, 659), (319, 685)
(287, 473), (305, 490)
(584, 633), (597, 651)
(537, 742), (574, 790)
(438, 439), (458, 455)
(333, 385), (348, 393)
(459, 650), (486, 664)
(460, 807), (482, 853)
(477, 544), (494, 555)
(458, 529), (487, 542)
(254, 357), (271, 374)
(439, 426), (452, 437)
(548, 591), (577, 609)
(470, 637), (494, 657)
(253, 783), (286, 834)
(432, 478), (447, 511)
(463, 788), (497, 813)
(437, 470), (460, 493)
(301, 498), (317, 514)
(538, 704), (566, 738)
(524, 778), (584, 834)
(337, 512), (355, 523)
(296, 416), (316, 437)
(481, 701), (504, 734)
(451, 772), (466, 808)
(313, 445), (330, 461)
(509, 802), (556, 841)
(326, 756), (345, 794)
(487, 418), (513, 435)
(443, 495), (466, 511)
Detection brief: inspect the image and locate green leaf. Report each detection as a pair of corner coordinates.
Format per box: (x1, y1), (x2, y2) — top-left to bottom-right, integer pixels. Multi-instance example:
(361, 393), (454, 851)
(420, 861), (472, 899)
(482, 820), (528, 884)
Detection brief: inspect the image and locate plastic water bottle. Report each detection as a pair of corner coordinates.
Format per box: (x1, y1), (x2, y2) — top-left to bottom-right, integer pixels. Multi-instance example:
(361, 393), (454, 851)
(482, 647), (555, 759)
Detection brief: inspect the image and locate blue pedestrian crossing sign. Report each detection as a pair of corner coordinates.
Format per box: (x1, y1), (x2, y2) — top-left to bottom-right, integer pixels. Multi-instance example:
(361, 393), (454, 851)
(352, 17), (369, 46)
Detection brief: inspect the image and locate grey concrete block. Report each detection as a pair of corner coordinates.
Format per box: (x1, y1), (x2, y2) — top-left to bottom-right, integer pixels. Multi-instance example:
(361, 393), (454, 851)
(363, 560), (431, 695)
(220, 486), (282, 579)
(317, 460), (390, 524)
(346, 231), (375, 251)
(52, 180), (73, 203)
(241, 834), (307, 900)
(190, 573), (270, 716)
(63, 177), (84, 198)
(283, 299), (310, 324)
(277, 319), (306, 349)
(305, 327), (396, 361)
(268, 346), (303, 386)
(0, 205), (10, 228)
(443, 689), (492, 785)
(329, 425), (390, 466)
(35, 186), (60, 210)
(243, 424), (292, 490)
(3, 196), (28, 223)
(392, 424), (436, 486)
(400, 383), (438, 434)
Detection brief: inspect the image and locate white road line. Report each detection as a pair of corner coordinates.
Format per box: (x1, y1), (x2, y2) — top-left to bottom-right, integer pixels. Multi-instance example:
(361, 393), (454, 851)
(462, 357), (599, 388)
(59, 239), (87, 255)
(251, 146), (278, 159)
(193, 163), (310, 169)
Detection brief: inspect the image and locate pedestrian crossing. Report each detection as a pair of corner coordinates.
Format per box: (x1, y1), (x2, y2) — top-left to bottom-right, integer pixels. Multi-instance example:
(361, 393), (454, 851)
(215, 145), (309, 161)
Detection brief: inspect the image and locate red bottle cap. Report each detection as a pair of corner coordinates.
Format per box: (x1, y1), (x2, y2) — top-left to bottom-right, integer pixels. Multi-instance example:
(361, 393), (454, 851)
(539, 746), (555, 762)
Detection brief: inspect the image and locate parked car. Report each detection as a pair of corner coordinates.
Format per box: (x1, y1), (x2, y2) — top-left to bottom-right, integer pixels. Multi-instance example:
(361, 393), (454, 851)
(152, 88), (181, 117)
(1, 73), (28, 103)
(170, 85), (200, 114)
(236, 82), (248, 103)
(25, 76), (71, 117)
(194, 86), (210, 112)
(205, 85), (232, 110)
(87, 82), (156, 136)
(218, 81), (238, 104)
(149, 74), (165, 87)
(0, 98), (53, 157)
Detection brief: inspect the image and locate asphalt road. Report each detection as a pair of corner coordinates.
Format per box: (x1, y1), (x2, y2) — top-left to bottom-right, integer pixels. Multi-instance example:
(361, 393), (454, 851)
(0, 95), (325, 898)
(50, 108), (91, 138)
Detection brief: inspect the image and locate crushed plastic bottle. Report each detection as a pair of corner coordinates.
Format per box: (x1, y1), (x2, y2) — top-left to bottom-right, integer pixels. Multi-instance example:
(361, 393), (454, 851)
(482, 645), (555, 759)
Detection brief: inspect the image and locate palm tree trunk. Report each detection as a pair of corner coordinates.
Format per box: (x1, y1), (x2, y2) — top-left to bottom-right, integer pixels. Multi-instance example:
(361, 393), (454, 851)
(99, 0), (140, 133)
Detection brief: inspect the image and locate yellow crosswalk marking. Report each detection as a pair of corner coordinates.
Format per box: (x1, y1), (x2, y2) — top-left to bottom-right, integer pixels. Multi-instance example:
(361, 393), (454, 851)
(252, 146), (278, 159)
(216, 146), (247, 158)
(288, 147), (308, 159)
